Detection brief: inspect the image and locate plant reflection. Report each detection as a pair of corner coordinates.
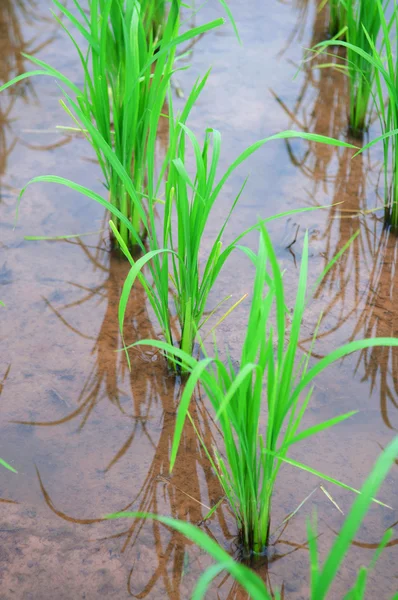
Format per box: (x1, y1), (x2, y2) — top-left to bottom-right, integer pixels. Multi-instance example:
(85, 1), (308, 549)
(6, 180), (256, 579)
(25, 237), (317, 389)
(349, 230), (398, 431)
(34, 384), (231, 598)
(271, 0), (398, 432)
(10, 233), (226, 596)
(0, 364), (18, 504)
(0, 0), (64, 191)
(309, 146), (376, 333)
(272, 0), (348, 196)
(11, 233), (167, 458)
(277, 0), (317, 58)
(294, 136), (398, 430)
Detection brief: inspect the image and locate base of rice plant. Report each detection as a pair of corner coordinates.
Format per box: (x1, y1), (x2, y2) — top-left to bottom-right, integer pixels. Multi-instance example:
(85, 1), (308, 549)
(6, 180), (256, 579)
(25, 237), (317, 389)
(106, 437), (398, 600)
(0, 0), (229, 252)
(312, 0), (398, 232)
(127, 226), (398, 555)
(312, 0), (387, 139)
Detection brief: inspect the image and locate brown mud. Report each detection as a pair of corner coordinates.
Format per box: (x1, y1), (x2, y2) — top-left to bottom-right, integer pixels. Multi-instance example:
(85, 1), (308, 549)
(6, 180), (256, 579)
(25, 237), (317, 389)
(0, 1), (397, 598)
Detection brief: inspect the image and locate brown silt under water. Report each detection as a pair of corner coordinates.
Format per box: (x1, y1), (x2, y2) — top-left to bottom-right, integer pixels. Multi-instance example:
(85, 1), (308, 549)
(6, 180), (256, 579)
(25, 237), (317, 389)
(0, 1), (397, 598)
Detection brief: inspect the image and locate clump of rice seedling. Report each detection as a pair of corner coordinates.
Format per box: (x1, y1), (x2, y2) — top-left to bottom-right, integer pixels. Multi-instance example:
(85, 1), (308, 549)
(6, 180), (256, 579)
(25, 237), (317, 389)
(343, 0), (386, 137)
(320, 0), (347, 37)
(0, 0), (230, 250)
(311, 0), (398, 229)
(15, 71), (358, 367)
(106, 437), (398, 599)
(141, 0), (167, 38)
(313, 0), (387, 137)
(128, 225), (398, 555)
(111, 107), (358, 365)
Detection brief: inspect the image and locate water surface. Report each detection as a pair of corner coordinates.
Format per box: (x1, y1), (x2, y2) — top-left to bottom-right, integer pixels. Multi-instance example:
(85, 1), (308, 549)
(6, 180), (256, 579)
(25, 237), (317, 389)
(0, 1), (397, 598)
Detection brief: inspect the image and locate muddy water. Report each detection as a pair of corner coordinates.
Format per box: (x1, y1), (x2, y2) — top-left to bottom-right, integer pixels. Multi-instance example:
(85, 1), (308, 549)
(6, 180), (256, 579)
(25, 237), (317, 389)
(0, 0), (397, 598)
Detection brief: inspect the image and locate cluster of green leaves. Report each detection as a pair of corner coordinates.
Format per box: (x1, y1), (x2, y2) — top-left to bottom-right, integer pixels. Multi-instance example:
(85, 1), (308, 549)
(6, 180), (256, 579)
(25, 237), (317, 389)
(320, 0), (348, 36)
(140, 0), (166, 38)
(344, 0), (386, 136)
(15, 70), (357, 366)
(107, 437), (398, 599)
(125, 224), (398, 553)
(113, 100), (357, 363)
(313, 0), (398, 229)
(0, 0), (227, 249)
(315, 0), (387, 137)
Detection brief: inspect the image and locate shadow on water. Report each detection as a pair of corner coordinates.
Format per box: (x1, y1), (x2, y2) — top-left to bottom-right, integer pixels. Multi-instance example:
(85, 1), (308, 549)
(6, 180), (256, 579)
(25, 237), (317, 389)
(11, 233), (164, 454)
(276, 0), (320, 58)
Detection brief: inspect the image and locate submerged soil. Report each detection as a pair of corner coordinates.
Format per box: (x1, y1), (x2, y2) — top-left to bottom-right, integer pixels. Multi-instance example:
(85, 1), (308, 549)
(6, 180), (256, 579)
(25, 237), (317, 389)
(0, 1), (397, 598)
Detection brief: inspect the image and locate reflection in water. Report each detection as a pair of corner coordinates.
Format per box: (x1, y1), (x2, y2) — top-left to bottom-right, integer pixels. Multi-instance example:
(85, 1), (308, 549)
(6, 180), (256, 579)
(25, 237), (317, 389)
(272, 0), (348, 195)
(273, 0), (398, 432)
(350, 231), (398, 431)
(0, 0), (42, 88)
(0, 96), (18, 182)
(311, 147), (376, 330)
(298, 139), (398, 430)
(12, 233), (317, 595)
(12, 233), (165, 458)
(0, 0), (61, 188)
(0, 364), (18, 504)
(34, 371), (229, 598)
(9, 233), (228, 597)
(0, 363), (11, 396)
(277, 0), (314, 57)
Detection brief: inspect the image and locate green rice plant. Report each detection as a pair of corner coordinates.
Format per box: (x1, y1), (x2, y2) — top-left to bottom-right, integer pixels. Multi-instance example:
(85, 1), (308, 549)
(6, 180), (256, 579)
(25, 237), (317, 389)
(112, 122), (360, 364)
(106, 437), (398, 599)
(320, 0), (347, 37)
(312, 0), (388, 137)
(0, 0), (229, 250)
(126, 225), (398, 555)
(343, 0), (386, 137)
(311, 0), (398, 229)
(141, 0), (166, 37)
(14, 67), (358, 366)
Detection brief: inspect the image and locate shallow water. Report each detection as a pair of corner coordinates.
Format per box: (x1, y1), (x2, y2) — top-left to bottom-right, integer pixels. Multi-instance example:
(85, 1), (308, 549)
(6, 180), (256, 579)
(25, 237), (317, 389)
(0, 1), (397, 598)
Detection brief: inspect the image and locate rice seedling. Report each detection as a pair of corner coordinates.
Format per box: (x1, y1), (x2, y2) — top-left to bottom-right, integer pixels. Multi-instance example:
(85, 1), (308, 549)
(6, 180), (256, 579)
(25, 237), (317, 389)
(125, 224), (398, 555)
(310, 0), (398, 229)
(0, 0), (230, 249)
(13, 64), (358, 366)
(344, 0), (386, 137)
(141, 0), (166, 38)
(106, 437), (398, 599)
(320, 0), (347, 37)
(312, 0), (388, 138)
(113, 127), (360, 364)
